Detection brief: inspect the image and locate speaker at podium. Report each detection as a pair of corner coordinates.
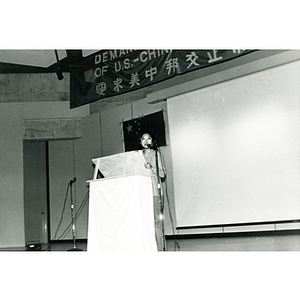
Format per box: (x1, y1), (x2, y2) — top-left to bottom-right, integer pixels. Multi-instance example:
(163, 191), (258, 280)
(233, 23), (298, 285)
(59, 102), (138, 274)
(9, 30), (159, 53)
(87, 151), (157, 251)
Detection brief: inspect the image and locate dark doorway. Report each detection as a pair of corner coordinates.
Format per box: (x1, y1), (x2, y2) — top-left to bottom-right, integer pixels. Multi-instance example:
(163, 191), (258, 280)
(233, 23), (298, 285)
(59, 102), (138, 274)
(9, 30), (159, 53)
(23, 141), (49, 245)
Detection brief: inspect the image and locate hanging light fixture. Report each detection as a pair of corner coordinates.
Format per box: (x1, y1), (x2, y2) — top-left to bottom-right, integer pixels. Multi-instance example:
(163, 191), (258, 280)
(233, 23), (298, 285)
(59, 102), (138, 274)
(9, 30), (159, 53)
(54, 49), (64, 80)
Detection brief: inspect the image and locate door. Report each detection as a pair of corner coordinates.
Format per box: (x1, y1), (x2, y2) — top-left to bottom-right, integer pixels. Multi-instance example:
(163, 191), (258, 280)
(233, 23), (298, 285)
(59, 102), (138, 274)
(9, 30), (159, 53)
(23, 141), (48, 245)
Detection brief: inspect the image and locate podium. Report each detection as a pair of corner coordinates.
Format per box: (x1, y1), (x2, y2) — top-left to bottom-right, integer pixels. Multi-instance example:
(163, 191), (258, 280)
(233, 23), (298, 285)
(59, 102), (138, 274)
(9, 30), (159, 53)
(87, 151), (157, 251)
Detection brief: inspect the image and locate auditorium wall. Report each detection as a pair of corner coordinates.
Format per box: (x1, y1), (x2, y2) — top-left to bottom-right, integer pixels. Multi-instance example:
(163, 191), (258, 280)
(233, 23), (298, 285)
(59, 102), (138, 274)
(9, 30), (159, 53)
(0, 101), (89, 248)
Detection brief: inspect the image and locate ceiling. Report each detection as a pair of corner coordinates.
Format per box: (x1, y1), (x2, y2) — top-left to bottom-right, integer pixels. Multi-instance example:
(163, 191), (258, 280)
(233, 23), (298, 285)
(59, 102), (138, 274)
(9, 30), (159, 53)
(0, 50), (99, 74)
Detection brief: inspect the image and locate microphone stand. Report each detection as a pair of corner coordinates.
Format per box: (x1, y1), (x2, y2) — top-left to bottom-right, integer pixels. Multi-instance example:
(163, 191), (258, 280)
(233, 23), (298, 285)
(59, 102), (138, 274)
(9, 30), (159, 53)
(154, 146), (166, 251)
(68, 177), (82, 251)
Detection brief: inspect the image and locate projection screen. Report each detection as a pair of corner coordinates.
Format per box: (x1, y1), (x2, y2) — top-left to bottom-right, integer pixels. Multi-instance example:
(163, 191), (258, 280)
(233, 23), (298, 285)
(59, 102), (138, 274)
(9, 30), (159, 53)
(167, 61), (300, 228)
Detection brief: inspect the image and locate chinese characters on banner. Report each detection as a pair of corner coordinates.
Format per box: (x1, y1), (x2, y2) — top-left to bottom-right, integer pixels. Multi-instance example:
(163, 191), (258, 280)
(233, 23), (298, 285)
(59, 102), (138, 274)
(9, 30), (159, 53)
(70, 50), (254, 108)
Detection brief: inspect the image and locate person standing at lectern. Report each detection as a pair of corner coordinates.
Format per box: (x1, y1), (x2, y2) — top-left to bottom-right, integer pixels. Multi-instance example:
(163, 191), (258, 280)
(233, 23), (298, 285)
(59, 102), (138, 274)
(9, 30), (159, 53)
(138, 132), (166, 251)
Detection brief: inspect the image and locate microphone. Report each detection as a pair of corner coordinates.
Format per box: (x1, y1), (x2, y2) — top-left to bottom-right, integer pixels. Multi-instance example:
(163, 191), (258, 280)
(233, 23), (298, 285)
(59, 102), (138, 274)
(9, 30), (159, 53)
(70, 177), (76, 184)
(149, 141), (158, 150)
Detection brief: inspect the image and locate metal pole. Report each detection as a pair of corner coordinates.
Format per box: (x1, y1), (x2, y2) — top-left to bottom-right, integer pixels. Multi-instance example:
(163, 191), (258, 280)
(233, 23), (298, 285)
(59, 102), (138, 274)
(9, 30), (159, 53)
(68, 178), (82, 251)
(155, 148), (166, 251)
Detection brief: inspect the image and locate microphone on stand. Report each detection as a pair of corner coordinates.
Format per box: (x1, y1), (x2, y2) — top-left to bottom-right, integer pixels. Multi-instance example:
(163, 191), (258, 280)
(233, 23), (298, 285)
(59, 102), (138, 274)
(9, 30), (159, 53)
(68, 175), (82, 251)
(151, 141), (158, 150)
(146, 139), (157, 150)
(70, 177), (76, 185)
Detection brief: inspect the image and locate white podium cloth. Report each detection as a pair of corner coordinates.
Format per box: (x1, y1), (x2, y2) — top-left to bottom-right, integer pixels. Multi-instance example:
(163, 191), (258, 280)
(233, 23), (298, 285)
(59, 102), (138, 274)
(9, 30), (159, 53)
(87, 175), (157, 251)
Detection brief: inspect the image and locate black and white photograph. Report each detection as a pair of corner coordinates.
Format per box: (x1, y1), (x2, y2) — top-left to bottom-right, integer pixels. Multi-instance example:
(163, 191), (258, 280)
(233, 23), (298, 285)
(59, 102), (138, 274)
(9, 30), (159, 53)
(1, 3), (299, 299)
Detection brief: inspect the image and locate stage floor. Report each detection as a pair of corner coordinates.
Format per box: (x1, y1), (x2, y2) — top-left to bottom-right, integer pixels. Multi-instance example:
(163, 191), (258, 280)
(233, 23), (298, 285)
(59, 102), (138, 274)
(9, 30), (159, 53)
(1, 231), (300, 251)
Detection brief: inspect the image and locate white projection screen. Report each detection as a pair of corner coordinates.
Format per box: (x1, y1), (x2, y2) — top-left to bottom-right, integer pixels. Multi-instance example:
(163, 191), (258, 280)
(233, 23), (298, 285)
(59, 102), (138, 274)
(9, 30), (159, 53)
(167, 61), (300, 228)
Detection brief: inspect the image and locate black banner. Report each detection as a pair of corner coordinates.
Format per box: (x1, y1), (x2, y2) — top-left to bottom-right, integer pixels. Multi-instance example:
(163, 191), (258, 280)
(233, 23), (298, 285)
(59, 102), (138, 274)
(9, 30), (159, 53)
(70, 50), (253, 108)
